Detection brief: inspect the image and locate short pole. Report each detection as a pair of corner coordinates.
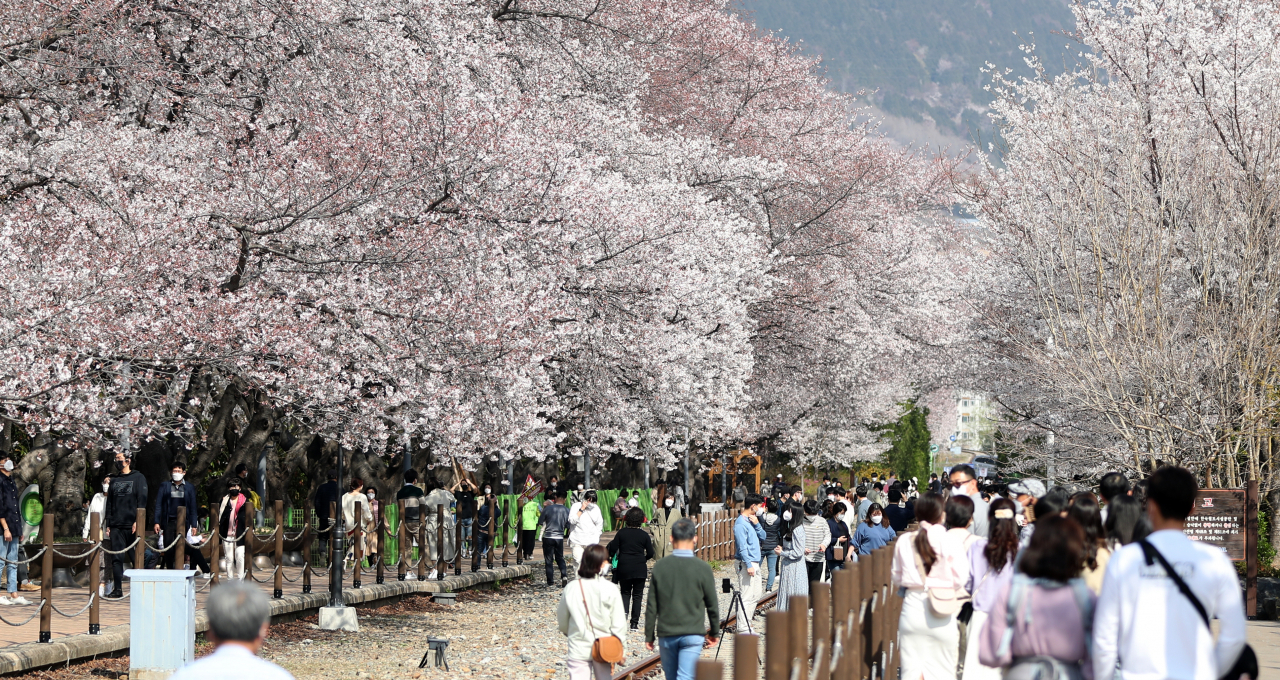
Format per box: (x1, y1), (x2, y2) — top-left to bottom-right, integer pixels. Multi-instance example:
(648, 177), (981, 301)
(515, 498), (524, 567)
(375, 499), (386, 585)
(432, 504), (441, 580)
(787, 596), (808, 680)
(134, 508), (146, 575)
(454, 515), (463, 576)
(397, 500), (407, 581)
(39, 511), (52, 643)
(89, 512), (101, 634)
(274, 501), (284, 598)
(174, 506), (187, 573)
(302, 504), (312, 594)
(501, 498), (509, 568)
(811, 582), (831, 680)
(764, 611), (788, 680)
(695, 660), (724, 680)
(329, 501), (337, 596)
(353, 511), (363, 589)
(210, 524), (221, 587)
(486, 497), (495, 570)
(734, 633), (758, 680)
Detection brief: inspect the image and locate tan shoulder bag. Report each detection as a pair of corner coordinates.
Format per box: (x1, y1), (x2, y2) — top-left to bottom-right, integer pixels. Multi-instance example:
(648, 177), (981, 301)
(579, 580), (624, 664)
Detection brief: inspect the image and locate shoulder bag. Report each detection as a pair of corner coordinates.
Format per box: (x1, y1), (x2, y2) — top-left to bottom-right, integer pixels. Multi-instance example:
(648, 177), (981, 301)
(1138, 540), (1257, 680)
(579, 580), (625, 665)
(909, 531), (962, 617)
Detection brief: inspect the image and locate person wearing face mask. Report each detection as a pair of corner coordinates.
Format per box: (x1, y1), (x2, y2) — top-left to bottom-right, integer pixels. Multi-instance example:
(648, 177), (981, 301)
(476, 487), (496, 558)
(773, 500), (808, 611)
(0, 453), (30, 606)
(104, 452), (148, 598)
(154, 462), (199, 570)
(652, 493), (682, 561)
(572, 483), (586, 506)
(854, 503), (896, 555)
(218, 478), (253, 580)
(84, 476), (110, 541)
(568, 491), (604, 566)
(364, 487), (381, 566)
(824, 501), (852, 577)
(342, 479), (374, 568)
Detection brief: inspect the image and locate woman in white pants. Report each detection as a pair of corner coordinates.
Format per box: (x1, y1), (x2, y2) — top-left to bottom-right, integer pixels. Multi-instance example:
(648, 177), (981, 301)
(217, 479), (253, 580)
(962, 498), (1019, 680)
(567, 491), (603, 565)
(890, 492), (969, 680)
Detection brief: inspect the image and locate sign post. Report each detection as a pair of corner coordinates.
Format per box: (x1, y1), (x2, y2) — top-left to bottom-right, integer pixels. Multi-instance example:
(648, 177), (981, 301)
(1184, 484), (1259, 616)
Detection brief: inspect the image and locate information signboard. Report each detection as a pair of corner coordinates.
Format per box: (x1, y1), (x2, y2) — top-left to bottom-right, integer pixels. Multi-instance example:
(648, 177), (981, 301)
(1184, 489), (1246, 560)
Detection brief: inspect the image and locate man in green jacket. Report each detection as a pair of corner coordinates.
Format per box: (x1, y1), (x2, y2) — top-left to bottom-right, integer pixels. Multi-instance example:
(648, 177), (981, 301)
(644, 517), (719, 680)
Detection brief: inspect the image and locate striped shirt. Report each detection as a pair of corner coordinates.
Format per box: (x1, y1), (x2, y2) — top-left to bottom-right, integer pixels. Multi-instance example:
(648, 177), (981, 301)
(803, 516), (830, 563)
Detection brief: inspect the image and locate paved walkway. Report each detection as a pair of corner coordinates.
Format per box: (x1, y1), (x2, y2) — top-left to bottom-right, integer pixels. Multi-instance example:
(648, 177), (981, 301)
(1247, 619), (1280, 677)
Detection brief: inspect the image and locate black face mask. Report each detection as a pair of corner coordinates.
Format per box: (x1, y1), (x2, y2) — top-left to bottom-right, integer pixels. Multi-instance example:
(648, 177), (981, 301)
(230, 489), (241, 497)
(114, 462), (125, 474)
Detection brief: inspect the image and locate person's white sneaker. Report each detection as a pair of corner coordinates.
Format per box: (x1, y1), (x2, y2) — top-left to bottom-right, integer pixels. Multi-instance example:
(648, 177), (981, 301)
(11, 596), (31, 606)
(427, 569), (438, 580)
(0, 596), (13, 606)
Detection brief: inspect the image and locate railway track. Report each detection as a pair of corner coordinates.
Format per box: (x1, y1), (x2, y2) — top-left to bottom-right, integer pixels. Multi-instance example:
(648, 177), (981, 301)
(611, 590), (778, 680)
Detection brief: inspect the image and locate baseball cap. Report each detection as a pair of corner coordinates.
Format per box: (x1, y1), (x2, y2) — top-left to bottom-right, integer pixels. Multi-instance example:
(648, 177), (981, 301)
(1008, 478), (1047, 499)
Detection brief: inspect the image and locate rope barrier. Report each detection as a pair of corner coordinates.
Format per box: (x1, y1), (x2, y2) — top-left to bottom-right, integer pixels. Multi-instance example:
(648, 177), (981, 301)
(248, 566), (280, 584)
(50, 544), (100, 560)
(0, 602), (45, 627)
(0, 547), (46, 565)
(51, 594), (95, 618)
(99, 538), (141, 556)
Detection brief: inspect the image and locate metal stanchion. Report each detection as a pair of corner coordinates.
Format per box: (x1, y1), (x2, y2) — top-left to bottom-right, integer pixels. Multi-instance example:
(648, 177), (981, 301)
(397, 500), (407, 581)
(274, 501), (284, 598)
(39, 512), (52, 643)
(303, 504), (312, 594)
(89, 512), (101, 634)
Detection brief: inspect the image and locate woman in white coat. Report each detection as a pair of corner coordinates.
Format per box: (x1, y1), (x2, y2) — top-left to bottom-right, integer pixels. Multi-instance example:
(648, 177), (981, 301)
(557, 544), (627, 680)
(568, 490), (605, 565)
(890, 491), (970, 680)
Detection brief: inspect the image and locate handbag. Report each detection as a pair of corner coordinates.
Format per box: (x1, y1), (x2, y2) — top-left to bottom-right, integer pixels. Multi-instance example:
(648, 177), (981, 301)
(579, 580), (625, 665)
(910, 532), (961, 616)
(957, 564), (993, 624)
(1138, 540), (1258, 680)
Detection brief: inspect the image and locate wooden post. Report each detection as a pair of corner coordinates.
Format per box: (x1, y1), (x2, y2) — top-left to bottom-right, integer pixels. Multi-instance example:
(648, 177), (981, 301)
(696, 660), (724, 680)
(811, 582), (831, 680)
(328, 501), (337, 592)
(1247, 479), (1259, 617)
(134, 508), (146, 576)
(39, 511), (52, 643)
(210, 522), (221, 587)
(274, 500), (284, 597)
(501, 498), (510, 568)
(486, 497), (496, 569)
(375, 499), (386, 585)
(735, 632), (759, 680)
(173, 506), (187, 574)
(454, 512), (463, 576)
(352, 508), (363, 588)
(397, 500), (407, 581)
(764, 611), (788, 680)
(515, 498), (524, 567)
(423, 505), (433, 580)
(302, 503), (312, 594)
(89, 512), (101, 635)
(787, 596), (808, 680)
(832, 565), (856, 680)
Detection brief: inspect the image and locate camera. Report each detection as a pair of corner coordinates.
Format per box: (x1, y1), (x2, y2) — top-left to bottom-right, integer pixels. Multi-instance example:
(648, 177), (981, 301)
(722, 577), (732, 593)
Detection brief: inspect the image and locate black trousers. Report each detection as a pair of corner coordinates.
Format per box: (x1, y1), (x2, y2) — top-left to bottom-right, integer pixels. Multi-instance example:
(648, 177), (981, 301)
(805, 559), (825, 585)
(543, 538), (566, 584)
(521, 529), (537, 557)
(109, 528), (136, 592)
(160, 520), (181, 569)
(186, 544), (212, 574)
(618, 577), (646, 627)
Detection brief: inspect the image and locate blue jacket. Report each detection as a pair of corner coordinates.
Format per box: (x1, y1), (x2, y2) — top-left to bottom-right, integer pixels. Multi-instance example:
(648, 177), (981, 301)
(853, 522), (896, 555)
(153, 480), (198, 530)
(733, 514), (766, 565)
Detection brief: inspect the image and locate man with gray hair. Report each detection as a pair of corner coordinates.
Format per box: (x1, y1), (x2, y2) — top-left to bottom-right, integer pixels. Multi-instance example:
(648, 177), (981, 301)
(644, 517), (719, 680)
(171, 581), (293, 679)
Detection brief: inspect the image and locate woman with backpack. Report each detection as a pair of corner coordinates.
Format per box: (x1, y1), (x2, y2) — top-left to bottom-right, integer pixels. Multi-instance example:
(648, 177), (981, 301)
(890, 492), (970, 680)
(961, 498), (1020, 680)
(979, 515), (1095, 680)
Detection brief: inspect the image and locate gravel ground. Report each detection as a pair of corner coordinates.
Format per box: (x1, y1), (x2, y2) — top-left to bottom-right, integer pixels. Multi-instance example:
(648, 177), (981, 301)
(267, 565), (745, 680)
(24, 565), (756, 680)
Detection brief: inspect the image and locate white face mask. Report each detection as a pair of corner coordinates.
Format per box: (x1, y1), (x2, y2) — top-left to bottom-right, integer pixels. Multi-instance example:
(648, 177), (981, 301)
(827, 494), (835, 501)
(2, 460), (12, 472)
(835, 513), (844, 522)
(367, 492), (375, 499)
(664, 499), (674, 507)
(871, 515), (883, 525)
(577, 484), (584, 490)
(172, 473), (184, 482)
(102, 482), (110, 493)
(484, 488), (491, 495)
(782, 510), (792, 521)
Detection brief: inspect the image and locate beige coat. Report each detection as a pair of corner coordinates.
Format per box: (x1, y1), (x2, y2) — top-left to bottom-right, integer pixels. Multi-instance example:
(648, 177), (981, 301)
(650, 506), (682, 560)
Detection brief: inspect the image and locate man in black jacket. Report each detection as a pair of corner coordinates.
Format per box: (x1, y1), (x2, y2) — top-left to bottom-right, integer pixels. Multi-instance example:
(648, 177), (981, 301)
(0, 453), (29, 605)
(314, 469), (341, 559)
(104, 452), (148, 598)
(154, 461), (199, 569)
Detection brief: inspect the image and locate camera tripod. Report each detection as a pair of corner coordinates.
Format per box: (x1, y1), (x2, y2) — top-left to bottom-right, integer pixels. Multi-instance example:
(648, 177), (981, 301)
(714, 579), (756, 661)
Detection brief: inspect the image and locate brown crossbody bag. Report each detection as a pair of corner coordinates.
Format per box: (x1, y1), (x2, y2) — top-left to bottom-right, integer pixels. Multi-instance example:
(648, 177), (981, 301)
(579, 580), (624, 664)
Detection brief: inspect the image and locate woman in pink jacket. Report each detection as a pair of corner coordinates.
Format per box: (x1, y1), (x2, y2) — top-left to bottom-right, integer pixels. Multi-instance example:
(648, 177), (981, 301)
(891, 492), (970, 680)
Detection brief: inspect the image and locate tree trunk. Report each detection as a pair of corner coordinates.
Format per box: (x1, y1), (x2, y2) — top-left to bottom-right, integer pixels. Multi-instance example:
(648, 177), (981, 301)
(51, 446), (86, 537)
(266, 432), (316, 508)
(187, 383), (237, 486)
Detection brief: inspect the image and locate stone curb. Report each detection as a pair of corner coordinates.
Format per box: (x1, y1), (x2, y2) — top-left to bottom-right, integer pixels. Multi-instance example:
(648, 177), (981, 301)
(0, 565), (530, 675)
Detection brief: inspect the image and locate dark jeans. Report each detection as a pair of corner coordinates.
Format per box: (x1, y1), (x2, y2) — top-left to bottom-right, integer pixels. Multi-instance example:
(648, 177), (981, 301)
(543, 538), (566, 584)
(618, 577), (645, 627)
(187, 544), (212, 574)
(109, 527), (136, 593)
(805, 560), (825, 585)
(521, 529), (537, 558)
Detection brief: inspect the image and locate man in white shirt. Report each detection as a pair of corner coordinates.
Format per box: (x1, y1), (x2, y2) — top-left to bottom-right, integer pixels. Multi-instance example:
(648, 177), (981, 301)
(1092, 466), (1247, 680)
(171, 581), (294, 679)
(568, 490), (604, 565)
